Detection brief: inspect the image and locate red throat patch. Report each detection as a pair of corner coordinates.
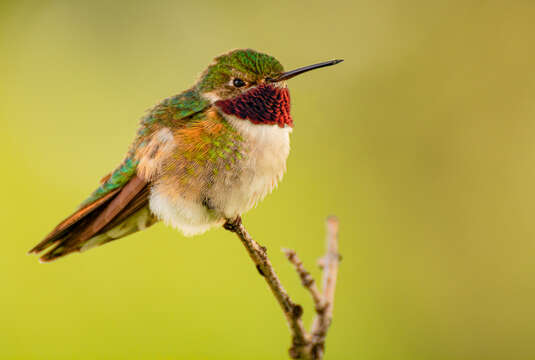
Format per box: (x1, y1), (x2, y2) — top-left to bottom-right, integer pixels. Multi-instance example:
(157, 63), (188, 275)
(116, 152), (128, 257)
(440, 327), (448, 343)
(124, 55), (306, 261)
(215, 84), (293, 128)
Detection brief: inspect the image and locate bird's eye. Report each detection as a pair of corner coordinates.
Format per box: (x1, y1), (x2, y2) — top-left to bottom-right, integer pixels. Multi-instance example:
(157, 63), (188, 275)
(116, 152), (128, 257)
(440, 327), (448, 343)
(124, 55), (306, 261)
(233, 78), (246, 88)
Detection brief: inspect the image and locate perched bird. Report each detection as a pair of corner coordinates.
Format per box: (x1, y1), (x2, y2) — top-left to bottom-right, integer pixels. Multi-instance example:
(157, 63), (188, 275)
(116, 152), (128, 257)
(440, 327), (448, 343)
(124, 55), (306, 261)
(29, 49), (342, 262)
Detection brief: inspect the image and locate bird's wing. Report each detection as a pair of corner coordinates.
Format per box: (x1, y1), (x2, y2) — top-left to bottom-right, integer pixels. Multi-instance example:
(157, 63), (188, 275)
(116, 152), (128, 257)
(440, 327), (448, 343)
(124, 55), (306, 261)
(29, 89), (210, 262)
(28, 165), (148, 262)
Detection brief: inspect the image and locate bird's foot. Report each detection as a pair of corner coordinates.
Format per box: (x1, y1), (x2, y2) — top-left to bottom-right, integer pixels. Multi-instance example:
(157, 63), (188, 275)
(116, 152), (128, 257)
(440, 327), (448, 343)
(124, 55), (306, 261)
(223, 216), (242, 232)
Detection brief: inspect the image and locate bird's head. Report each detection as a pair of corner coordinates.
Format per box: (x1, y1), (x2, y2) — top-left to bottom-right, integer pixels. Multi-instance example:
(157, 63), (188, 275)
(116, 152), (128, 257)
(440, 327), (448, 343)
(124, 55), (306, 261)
(197, 49), (342, 128)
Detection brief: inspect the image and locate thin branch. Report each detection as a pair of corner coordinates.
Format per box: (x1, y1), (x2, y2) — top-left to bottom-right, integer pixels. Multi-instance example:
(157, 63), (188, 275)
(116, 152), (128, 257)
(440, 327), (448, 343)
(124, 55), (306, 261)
(223, 216), (308, 352)
(283, 249), (325, 315)
(224, 216), (340, 360)
(309, 215), (340, 358)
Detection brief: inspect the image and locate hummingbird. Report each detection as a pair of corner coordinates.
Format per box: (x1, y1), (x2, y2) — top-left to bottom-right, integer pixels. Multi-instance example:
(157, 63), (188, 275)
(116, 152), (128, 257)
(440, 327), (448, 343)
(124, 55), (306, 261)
(29, 49), (343, 262)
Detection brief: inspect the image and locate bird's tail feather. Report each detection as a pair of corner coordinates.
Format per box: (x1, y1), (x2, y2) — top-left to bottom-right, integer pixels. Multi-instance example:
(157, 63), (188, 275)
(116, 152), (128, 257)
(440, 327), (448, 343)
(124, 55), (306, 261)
(29, 175), (155, 262)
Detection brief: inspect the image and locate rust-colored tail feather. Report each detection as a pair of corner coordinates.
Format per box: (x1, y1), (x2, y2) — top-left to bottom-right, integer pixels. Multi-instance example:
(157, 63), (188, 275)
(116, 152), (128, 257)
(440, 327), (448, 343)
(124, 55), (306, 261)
(28, 189), (120, 254)
(29, 175), (151, 262)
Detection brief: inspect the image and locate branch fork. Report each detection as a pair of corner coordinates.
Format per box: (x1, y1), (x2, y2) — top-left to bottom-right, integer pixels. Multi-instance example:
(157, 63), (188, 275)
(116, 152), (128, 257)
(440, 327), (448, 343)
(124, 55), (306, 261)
(224, 216), (340, 360)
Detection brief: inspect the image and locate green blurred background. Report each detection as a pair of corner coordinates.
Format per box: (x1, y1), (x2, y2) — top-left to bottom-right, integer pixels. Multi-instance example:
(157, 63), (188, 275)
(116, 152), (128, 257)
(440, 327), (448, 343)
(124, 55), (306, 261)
(2, 1), (535, 359)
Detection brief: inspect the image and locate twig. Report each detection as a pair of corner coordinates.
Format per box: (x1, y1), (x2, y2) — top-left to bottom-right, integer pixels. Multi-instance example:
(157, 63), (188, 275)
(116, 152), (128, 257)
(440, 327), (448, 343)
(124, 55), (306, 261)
(283, 249), (325, 316)
(223, 216), (308, 352)
(224, 215), (341, 359)
(309, 215), (340, 358)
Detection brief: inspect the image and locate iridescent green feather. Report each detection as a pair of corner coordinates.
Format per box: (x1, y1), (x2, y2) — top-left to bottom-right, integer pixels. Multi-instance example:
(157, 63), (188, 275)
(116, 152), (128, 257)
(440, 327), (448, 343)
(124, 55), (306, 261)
(197, 49), (284, 92)
(79, 89), (209, 208)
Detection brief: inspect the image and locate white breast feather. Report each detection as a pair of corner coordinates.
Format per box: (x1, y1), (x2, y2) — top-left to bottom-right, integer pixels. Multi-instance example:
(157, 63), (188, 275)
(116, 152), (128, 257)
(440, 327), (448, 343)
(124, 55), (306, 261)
(218, 116), (292, 218)
(149, 117), (292, 236)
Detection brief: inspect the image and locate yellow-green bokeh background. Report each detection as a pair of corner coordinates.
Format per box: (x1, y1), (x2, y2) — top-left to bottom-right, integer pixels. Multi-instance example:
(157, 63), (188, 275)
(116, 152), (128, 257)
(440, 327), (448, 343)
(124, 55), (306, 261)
(2, 1), (535, 359)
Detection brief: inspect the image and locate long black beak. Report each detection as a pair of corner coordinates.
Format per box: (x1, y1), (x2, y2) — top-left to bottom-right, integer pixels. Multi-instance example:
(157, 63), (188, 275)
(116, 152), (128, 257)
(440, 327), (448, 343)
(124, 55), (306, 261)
(266, 59), (343, 83)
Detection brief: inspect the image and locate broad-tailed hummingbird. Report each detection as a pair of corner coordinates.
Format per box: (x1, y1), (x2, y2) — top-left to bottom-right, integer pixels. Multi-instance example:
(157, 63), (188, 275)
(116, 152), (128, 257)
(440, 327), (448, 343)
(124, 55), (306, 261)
(29, 49), (343, 262)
